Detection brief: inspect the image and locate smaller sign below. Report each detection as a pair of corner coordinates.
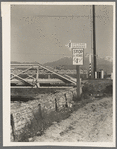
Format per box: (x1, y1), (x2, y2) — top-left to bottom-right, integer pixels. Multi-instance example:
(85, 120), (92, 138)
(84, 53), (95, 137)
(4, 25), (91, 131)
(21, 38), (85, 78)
(73, 49), (84, 65)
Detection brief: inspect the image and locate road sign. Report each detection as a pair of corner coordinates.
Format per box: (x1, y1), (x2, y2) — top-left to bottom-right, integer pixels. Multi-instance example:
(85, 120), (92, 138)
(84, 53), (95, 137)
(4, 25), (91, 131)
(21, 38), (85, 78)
(65, 41), (86, 101)
(72, 49), (84, 65)
(72, 43), (86, 49)
(65, 41), (86, 50)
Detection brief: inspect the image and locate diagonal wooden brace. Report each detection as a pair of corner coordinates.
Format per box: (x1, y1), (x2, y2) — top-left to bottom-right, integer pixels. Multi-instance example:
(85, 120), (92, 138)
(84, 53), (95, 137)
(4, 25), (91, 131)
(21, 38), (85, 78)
(10, 66), (33, 80)
(11, 73), (33, 86)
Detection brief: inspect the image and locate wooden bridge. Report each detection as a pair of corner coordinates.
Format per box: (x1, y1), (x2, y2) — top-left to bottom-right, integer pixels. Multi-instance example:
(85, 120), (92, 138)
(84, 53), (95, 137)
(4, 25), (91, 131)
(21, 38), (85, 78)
(11, 62), (76, 88)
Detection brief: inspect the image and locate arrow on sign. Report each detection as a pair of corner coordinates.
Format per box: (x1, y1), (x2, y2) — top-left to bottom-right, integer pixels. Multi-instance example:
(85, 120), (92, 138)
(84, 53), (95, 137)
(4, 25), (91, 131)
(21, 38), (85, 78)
(65, 40), (72, 51)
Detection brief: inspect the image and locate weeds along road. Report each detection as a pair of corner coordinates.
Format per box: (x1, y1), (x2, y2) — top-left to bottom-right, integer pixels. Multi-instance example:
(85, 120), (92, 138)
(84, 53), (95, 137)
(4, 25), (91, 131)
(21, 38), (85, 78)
(33, 97), (113, 142)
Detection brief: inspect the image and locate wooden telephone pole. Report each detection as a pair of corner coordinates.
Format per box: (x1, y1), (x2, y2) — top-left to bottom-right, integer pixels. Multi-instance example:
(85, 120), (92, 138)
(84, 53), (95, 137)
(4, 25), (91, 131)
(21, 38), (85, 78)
(93, 5), (97, 78)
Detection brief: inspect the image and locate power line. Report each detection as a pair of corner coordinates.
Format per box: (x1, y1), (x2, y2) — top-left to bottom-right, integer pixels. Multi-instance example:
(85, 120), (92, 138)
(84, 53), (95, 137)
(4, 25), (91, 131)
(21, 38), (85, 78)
(22, 14), (110, 19)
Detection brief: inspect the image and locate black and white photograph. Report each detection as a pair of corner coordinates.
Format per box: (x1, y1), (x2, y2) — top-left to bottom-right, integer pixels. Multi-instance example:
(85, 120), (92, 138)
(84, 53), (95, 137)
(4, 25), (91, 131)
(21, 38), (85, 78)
(1, 2), (116, 147)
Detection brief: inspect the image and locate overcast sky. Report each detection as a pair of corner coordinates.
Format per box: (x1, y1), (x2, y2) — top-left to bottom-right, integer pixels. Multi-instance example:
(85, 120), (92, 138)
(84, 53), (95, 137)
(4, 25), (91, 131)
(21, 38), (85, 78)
(11, 4), (113, 64)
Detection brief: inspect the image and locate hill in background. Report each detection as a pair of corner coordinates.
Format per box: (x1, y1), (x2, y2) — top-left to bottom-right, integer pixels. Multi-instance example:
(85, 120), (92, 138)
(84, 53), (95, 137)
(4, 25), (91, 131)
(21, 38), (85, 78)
(11, 56), (112, 74)
(44, 56), (112, 73)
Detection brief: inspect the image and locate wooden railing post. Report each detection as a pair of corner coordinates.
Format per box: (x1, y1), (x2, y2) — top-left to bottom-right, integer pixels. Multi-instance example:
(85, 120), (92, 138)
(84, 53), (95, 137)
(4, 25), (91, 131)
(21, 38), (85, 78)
(38, 104), (42, 119)
(64, 93), (68, 108)
(55, 98), (58, 111)
(11, 114), (15, 141)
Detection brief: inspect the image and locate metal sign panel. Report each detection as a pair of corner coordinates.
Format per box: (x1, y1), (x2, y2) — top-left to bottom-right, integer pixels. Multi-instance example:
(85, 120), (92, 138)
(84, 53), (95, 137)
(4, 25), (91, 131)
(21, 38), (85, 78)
(72, 49), (84, 65)
(65, 41), (86, 50)
(72, 43), (86, 49)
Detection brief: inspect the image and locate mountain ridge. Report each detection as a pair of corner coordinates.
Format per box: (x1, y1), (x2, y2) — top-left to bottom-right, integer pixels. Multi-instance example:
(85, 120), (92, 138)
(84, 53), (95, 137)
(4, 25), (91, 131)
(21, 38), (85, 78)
(44, 56), (112, 73)
(11, 56), (113, 73)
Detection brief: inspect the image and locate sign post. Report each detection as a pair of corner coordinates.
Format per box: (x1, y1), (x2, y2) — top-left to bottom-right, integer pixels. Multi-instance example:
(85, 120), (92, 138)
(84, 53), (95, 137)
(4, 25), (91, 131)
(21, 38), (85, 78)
(66, 41), (86, 100)
(76, 65), (80, 99)
(72, 48), (84, 100)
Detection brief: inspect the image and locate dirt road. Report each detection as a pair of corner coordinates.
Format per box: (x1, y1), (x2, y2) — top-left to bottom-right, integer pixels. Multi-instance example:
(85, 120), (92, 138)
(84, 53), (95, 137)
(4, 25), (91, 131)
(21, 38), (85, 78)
(33, 97), (113, 142)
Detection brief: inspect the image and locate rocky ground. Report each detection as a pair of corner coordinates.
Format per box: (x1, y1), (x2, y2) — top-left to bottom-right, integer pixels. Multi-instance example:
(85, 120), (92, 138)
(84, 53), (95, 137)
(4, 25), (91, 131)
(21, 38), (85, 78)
(33, 97), (113, 142)
(11, 79), (113, 142)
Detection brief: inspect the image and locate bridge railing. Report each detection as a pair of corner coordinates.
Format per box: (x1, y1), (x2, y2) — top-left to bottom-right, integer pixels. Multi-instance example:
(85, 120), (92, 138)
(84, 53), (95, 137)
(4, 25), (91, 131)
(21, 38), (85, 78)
(11, 63), (76, 88)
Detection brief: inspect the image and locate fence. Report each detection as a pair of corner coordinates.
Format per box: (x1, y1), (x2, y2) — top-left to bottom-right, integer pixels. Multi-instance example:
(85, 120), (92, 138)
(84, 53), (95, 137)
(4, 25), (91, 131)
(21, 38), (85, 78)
(10, 88), (77, 142)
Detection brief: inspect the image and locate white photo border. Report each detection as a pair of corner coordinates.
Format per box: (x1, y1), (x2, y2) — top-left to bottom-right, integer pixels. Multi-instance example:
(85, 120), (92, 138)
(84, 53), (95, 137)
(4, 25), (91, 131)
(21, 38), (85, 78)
(1, 2), (116, 147)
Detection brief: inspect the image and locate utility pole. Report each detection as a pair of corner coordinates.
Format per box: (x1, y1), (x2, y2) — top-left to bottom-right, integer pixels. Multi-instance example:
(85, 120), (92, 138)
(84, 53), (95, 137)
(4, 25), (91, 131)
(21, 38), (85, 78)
(93, 5), (97, 78)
